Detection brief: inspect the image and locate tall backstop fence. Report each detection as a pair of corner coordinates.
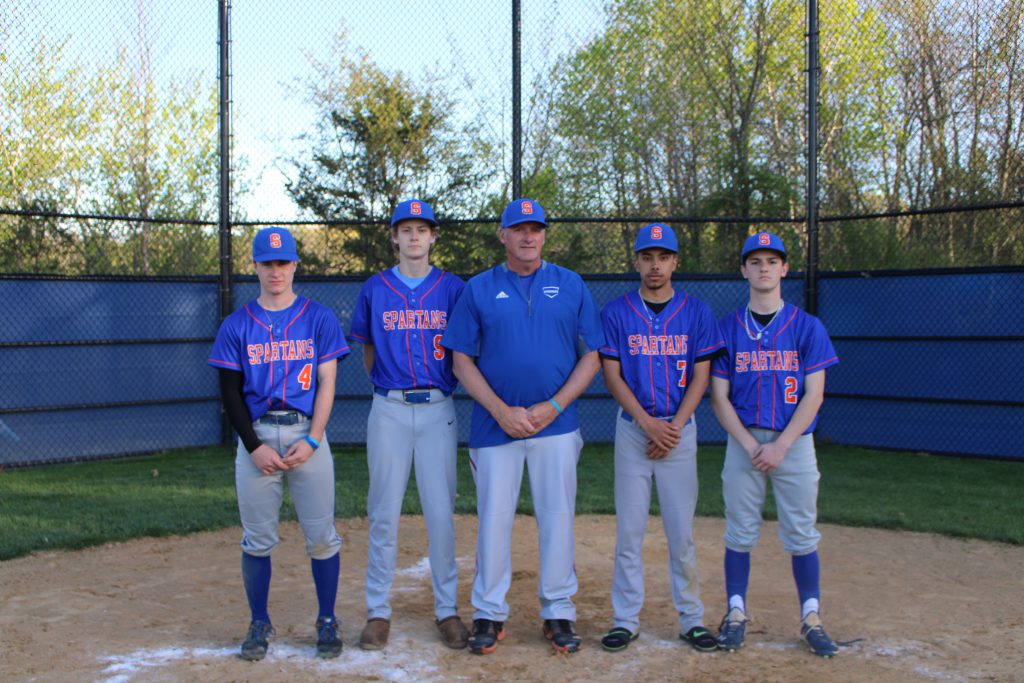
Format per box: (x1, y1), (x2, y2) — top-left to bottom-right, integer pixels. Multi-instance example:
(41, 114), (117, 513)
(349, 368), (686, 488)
(2, 267), (1020, 467)
(2, 1), (1023, 464)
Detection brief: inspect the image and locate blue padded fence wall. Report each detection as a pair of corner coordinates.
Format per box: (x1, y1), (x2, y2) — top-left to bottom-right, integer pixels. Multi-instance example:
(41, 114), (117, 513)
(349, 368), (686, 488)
(1, 270), (1020, 465)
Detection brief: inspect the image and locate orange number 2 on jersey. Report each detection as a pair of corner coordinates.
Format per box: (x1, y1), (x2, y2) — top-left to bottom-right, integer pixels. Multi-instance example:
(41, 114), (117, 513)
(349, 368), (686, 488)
(784, 376), (798, 404)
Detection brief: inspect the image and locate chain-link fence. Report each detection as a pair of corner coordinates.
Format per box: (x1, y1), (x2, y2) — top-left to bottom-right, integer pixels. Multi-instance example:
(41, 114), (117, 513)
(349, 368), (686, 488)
(6, 1), (1021, 275)
(2, 1), (1022, 463)
(4, 265), (1020, 466)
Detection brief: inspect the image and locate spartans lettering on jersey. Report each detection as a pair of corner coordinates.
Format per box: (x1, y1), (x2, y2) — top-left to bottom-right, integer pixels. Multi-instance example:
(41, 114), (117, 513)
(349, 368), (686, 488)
(246, 339), (316, 365)
(627, 334), (689, 356)
(381, 309), (448, 331)
(733, 350), (800, 372)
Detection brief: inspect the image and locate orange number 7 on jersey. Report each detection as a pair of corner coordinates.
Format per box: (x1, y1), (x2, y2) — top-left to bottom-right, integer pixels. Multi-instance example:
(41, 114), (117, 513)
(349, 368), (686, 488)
(676, 360), (687, 387)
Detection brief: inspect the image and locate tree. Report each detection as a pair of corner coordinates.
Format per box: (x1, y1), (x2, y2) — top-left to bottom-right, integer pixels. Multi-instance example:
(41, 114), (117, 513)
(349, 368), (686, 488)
(0, 33), (95, 273)
(287, 34), (491, 274)
(88, 8), (219, 275)
(549, 0), (802, 272)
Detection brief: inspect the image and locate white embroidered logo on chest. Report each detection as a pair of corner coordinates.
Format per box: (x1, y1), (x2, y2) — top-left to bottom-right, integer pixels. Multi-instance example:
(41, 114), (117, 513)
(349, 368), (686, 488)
(542, 286), (559, 299)
(496, 291), (510, 299)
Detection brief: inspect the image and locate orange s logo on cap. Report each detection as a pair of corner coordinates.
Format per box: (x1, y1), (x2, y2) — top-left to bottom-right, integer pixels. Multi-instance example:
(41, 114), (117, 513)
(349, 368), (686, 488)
(411, 202), (422, 215)
(651, 225), (663, 239)
(522, 201), (533, 215)
(759, 233), (771, 245)
(270, 233), (282, 248)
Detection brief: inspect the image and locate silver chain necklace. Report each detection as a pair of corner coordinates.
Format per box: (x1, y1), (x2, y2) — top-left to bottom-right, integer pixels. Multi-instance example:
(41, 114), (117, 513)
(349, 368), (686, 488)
(260, 301), (290, 334)
(745, 301), (784, 341)
(638, 289), (673, 321)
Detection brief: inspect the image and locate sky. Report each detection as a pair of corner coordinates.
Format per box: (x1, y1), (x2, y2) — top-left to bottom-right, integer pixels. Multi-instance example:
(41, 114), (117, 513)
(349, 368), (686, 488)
(11, 0), (604, 221)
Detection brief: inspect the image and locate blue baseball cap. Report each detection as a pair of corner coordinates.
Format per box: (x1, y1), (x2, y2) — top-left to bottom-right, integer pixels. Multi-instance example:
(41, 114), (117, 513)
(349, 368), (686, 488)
(741, 231), (787, 262)
(501, 198), (548, 228)
(391, 199), (438, 227)
(634, 223), (678, 253)
(252, 227), (299, 262)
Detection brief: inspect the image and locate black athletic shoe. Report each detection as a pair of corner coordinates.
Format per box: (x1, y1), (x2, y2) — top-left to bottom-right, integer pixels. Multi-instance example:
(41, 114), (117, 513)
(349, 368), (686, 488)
(316, 616), (343, 658)
(543, 619), (582, 653)
(469, 618), (506, 655)
(600, 626), (638, 652)
(681, 625), (719, 652)
(240, 620), (275, 661)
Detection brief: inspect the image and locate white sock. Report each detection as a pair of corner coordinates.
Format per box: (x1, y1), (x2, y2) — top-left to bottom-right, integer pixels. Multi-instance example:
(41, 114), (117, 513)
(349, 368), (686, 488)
(801, 598), (820, 621)
(729, 595), (745, 613)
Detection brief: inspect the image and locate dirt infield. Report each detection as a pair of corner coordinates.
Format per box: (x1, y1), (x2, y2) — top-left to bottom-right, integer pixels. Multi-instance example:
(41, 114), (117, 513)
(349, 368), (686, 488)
(1, 515), (1021, 683)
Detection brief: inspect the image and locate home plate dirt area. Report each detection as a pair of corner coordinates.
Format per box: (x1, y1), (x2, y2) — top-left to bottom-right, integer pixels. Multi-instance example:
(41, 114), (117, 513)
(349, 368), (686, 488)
(1, 515), (1022, 682)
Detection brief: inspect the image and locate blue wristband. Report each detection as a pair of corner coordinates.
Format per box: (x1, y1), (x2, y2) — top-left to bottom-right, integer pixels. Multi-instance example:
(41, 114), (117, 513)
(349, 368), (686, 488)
(304, 435), (320, 450)
(549, 398), (563, 414)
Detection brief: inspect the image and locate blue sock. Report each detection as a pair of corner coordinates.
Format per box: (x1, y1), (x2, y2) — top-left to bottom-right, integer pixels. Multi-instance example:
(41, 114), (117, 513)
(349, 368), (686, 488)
(311, 553), (340, 620)
(241, 552), (272, 624)
(724, 548), (751, 610)
(791, 551), (821, 608)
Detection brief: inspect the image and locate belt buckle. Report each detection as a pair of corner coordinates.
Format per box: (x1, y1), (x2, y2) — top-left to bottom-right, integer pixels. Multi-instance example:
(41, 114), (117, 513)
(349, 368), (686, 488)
(403, 390), (431, 404)
(266, 411), (300, 425)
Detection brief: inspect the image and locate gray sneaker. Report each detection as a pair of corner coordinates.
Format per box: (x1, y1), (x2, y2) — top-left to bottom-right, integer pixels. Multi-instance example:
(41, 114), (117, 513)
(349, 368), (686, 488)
(717, 607), (747, 651)
(240, 620), (275, 661)
(800, 612), (839, 657)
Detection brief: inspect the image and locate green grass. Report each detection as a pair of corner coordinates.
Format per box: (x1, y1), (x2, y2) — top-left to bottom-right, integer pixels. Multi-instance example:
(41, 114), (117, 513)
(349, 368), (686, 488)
(1, 443), (1022, 561)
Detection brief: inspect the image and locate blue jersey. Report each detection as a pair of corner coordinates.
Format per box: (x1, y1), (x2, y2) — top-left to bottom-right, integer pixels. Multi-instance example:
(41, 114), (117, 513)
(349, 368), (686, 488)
(348, 266), (465, 394)
(442, 261), (605, 448)
(712, 303), (838, 434)
(601, 291), (725, 418)
(208, 296), (349, 421)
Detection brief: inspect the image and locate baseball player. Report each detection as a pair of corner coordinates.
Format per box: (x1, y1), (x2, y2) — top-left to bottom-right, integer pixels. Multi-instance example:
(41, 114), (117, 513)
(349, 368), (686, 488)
(441, 198), (604, 655)
(208, 226), (350, 661)
(598, 224), (725, 653)
(710, 231), (840, 657)
(347, 199), (469, 650)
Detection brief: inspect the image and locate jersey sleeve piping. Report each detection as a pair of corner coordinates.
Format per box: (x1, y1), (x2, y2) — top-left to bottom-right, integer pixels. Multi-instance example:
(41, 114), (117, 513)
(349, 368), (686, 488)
(696, 340), (725, 354)
(804, 356), (839, 373)
(319, 346), (349, 363)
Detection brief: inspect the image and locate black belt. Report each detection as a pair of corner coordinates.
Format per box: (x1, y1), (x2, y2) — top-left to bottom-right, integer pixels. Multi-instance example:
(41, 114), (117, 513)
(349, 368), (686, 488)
(374, 387), (448, 404)
(257, 411), (308, 425)
(620, 411), (693, 426)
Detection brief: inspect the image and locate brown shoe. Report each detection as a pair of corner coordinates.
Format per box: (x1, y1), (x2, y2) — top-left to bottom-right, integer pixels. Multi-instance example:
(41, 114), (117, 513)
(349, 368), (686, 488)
(359, 618), (390, 650)
(436, 615), (470, 649)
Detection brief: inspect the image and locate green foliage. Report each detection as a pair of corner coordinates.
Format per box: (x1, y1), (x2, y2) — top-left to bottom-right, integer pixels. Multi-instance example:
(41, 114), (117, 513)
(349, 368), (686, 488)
(1, 443), (1021, 562)
(287, 33), (492, 274)
(3, 1), (1024, 274)
(1, 21), (219, 275)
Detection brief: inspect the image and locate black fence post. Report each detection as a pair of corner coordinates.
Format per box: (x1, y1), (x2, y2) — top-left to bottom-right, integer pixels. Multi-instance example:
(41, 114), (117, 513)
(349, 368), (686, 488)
(217, 0), (233, 446)
(512, 0), (522, 201)
(805, 0), (820, 314)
